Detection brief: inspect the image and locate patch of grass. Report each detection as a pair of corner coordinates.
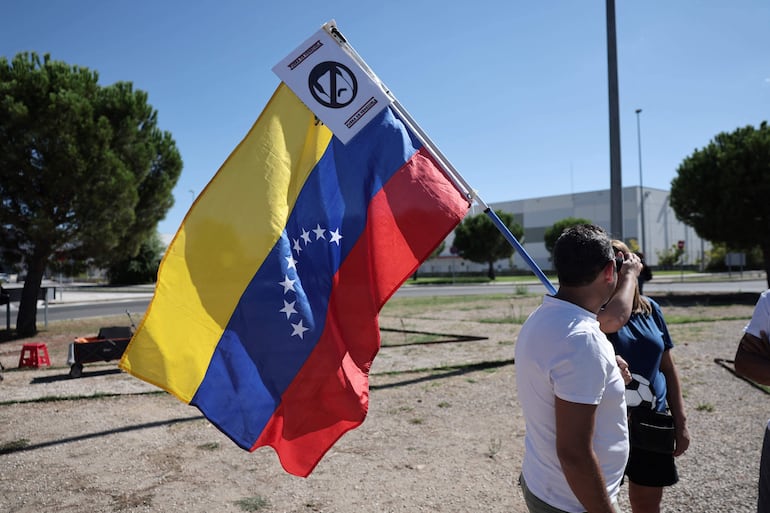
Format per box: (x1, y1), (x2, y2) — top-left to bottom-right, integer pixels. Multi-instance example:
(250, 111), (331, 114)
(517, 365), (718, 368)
(0, 438), (30, 454)
(234, 496), (270, 512)
(475, 301), (530, 324)
(196, 442), (220, 451)
(382, 294), (512, 312)
(477, 317), (525, 325)
(665, 315), (748, 325)
(408, 418), (424, 425)
(485, 438), (502, 459)
(437, 401), (451, 408)
(696, 403), (715, 412)
(1, 314), (134, 343)
(387, 405), (414, 415)
(0, 390), (164, 406)
(514, 284), (530, 296)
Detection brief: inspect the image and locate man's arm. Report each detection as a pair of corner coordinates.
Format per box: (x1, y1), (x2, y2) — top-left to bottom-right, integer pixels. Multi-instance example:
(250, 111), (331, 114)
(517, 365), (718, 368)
(554, 397), (616, 513)
(734, 331), (770, 385)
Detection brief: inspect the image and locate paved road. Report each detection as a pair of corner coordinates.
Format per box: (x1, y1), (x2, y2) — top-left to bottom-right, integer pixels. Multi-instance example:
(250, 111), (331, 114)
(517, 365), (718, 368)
(4, 288), (152, 327)
(394, 277), (768, 298)
(3, 276), (767, 327)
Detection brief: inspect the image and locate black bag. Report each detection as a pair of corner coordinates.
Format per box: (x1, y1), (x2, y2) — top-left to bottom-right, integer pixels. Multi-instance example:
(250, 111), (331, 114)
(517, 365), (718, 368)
(629, 407), (675, 454)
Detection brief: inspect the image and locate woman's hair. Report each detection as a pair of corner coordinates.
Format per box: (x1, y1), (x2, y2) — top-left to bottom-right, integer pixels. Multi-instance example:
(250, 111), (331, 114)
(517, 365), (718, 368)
(612, 240), (652, 316)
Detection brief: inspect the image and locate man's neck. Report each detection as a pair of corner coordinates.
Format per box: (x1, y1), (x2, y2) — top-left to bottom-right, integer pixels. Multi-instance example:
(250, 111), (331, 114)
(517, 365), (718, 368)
(554, 286), (605, 314)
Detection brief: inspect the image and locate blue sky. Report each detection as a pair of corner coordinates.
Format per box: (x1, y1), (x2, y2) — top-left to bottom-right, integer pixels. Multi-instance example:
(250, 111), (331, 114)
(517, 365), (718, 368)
(4, 1), (769, 236)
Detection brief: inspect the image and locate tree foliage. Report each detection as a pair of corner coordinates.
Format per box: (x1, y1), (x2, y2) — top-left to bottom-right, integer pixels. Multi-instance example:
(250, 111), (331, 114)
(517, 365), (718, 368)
(429, 240), (446, 260)
(107, 232), (165, 285)
(703, 242), (764, 272)
(543, 217), (593, 261)
(0, 53), (182, 335)
(656, 244), (685, 269)
(670, 122), (770, 287)
(452, 210), (523, 280)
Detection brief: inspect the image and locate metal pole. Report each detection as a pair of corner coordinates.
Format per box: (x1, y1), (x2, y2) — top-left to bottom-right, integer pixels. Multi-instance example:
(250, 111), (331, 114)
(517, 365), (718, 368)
(635, 109), (647, 256)
(606, 0), (623, 239)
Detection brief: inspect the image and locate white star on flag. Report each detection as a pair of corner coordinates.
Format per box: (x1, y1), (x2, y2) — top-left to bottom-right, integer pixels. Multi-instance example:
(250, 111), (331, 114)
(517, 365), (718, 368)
(279, 275), (296, 294)
(300, 229), (312, 244)
(329, 228), (343, 245)
(292, 238), (302, 254)
(279, 300), (297, 319)
(291, 319), (310, 339)
(285, 255), (297, 270)
(313, 224), (326, 240)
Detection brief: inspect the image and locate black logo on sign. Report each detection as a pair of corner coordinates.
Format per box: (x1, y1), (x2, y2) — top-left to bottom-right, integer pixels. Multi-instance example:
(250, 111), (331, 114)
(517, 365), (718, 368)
(308, 61), (357, 109)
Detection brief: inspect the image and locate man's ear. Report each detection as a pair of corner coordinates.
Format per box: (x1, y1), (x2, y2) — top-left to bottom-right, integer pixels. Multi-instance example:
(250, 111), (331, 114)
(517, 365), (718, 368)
(603, 260), (616, 283)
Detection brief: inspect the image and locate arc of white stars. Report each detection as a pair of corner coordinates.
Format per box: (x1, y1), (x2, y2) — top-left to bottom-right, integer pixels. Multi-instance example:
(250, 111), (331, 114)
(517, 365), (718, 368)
(329, 228), (342, 245)
(283, 223), (344, 341)
(291, 319), (310, 339)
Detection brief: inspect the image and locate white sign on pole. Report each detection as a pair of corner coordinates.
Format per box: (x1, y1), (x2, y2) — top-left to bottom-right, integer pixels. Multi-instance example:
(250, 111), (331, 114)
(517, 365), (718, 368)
(272, 21), (392, 144)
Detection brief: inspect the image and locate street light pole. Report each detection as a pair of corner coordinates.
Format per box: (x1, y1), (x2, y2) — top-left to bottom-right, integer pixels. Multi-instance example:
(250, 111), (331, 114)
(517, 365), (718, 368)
(635, 108), (646, 257)
(607, 0), (623, 239)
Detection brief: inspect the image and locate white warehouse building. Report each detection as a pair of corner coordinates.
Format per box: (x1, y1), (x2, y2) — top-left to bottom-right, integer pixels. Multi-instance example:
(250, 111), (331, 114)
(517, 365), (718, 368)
(419, 186), (709, 275)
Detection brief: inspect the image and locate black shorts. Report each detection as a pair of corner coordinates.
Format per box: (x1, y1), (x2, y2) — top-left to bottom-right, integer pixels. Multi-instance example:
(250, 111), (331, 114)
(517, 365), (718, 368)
(625, 445), (679, 487)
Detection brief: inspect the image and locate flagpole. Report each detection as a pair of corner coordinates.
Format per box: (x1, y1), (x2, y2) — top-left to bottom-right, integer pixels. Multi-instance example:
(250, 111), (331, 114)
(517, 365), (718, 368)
(328, 25), (557, 295)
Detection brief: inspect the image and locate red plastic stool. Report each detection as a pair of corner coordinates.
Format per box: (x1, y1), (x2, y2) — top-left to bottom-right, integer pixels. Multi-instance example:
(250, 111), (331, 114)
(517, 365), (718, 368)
(18, 342), (51, 368)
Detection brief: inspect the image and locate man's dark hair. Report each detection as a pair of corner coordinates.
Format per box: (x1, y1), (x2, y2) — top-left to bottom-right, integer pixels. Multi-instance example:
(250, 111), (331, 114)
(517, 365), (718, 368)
(553, 224), (614, 286)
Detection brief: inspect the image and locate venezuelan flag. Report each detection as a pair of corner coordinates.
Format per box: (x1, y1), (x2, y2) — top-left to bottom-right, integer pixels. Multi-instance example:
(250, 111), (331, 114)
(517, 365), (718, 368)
(119, 83), (469, 477)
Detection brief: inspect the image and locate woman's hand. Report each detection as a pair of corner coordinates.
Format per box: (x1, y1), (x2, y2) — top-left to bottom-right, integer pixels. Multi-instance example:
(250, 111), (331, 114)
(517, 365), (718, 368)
(615, 355), (632, 385)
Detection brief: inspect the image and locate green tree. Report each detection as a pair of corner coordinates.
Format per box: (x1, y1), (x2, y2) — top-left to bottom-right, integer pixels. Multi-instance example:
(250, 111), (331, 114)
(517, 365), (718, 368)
(108, 232), (165, 285)
(670, 121), (770, 287)
(656, 244), (685, 269)
(429, 240), (446, 260)
(0, 53), (182, 335)
(452, 210), (523, 280)
(704, 242), (764, 272)
(543, 217), (593, 261)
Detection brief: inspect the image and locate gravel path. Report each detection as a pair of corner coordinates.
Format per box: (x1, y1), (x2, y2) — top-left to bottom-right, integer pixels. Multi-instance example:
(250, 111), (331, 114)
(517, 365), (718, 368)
(0, 296), (765, 512)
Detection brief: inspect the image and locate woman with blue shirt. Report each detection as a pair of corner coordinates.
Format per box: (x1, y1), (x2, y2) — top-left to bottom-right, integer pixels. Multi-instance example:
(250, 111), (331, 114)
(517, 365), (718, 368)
(604, 240), (690, 513)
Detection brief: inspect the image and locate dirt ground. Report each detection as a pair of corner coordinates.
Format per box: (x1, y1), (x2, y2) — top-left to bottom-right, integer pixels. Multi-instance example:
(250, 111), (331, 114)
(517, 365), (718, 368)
(0, 293), (766, 512)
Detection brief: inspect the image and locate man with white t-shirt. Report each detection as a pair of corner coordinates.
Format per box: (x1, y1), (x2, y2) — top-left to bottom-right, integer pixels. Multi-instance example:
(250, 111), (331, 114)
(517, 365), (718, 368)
(515, 224), (632, 513)
(734, 289), (770, 513)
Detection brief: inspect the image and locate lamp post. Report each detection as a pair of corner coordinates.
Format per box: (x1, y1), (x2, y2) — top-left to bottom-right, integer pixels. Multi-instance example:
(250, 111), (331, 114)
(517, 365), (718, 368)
(607, 0), (623, 239)
(635, 108), (647, 257)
